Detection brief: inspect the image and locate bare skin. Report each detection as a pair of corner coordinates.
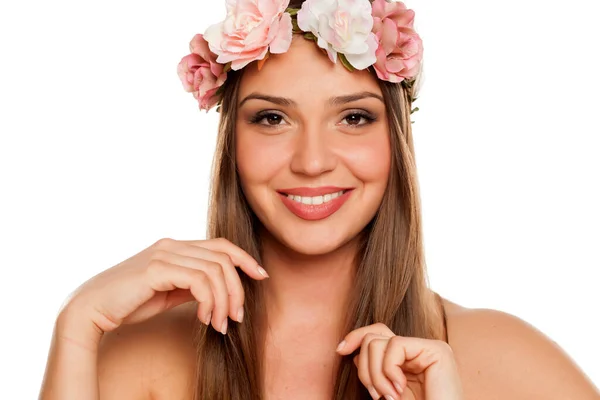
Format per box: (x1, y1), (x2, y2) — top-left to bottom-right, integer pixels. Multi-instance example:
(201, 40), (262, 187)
(40, 36), (600, 399)
(93, 299), (599, 400)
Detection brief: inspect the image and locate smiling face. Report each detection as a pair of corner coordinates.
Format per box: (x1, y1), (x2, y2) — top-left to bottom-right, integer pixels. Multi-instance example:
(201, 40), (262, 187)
(235, 36), (391, 255)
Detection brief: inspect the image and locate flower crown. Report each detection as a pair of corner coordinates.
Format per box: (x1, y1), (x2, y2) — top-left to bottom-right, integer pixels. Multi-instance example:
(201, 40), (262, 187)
(177, 0), (423, 114)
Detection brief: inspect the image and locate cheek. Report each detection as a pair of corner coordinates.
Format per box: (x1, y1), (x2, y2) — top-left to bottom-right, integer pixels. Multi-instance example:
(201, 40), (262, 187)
(340, 133), (391, 186)
(236, 128), (289, 195)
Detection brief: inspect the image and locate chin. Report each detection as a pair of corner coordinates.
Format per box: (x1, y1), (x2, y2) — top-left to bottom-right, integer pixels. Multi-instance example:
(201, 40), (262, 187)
(280, 232), (349, 256)
(264, 216), (367, 256)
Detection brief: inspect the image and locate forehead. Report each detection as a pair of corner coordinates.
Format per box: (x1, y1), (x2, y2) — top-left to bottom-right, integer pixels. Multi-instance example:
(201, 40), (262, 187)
(238, 35), (382, 103)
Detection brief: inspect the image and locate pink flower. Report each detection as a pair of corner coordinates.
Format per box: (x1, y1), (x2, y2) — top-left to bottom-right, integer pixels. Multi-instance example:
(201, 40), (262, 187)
(297, 0), (377, 70)
(371, 0), (423, 83)
(177, 34), (227, 111)
(203, 0), (293, 71)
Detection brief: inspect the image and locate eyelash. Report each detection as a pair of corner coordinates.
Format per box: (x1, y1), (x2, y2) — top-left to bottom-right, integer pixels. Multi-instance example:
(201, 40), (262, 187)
(248, 111), (377, 129)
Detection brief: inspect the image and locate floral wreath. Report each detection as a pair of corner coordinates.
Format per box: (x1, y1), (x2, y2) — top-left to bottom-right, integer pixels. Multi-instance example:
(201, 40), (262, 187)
(177, 0), (423, 115)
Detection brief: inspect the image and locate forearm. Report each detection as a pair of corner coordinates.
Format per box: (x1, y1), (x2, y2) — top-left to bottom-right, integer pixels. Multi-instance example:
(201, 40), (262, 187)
(39, 312), (102, 400)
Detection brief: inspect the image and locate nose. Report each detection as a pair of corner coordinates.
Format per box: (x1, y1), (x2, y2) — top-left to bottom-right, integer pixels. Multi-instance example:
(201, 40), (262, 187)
(289, 124), (337, 177)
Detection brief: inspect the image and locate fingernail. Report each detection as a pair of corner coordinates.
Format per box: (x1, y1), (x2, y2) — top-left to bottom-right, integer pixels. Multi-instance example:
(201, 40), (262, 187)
(368, 386), (380, 399)
(385, 395), (396, 400)
(237, 307), (244, 323)
(336, 340), (346, 352)
(204, 312), (212, 326)
(394, 382), (403, 394)
(220, 319), (228, 335)
(257, 266), (269, 277)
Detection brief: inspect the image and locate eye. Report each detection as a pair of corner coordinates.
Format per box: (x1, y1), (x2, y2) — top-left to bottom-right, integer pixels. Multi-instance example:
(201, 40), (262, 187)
(340, 112), (377, 127)
(248, 110), (377, 128)
(249, 111), (287, 127)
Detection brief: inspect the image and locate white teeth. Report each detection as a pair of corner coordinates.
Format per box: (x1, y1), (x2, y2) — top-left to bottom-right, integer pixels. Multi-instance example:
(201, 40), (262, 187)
(285, 190), (345, 205)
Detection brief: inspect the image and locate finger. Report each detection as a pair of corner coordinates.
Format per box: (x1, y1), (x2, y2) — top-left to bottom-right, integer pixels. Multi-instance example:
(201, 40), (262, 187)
(197, 260), (229, 334)
(121, 289), (196, 326)
(151, 250), (230, 334)
(156, 245), (244, 323)
(357, 333), (385, 400)
(368, 338), (403, 399)
(145, 259), (215, 326)
(386, 337), (462, 400)
(337, 322), (395, 355)
(382, 336), (410, 393)
(163, 288), (196, 310)
(180, 246), (245, 323)
(383, 337), (461, 399)
(155, 240), (246, 322)
(391, 337), (456, 376)
(181, 238), (268, 280)
(161, 289), (216, 327)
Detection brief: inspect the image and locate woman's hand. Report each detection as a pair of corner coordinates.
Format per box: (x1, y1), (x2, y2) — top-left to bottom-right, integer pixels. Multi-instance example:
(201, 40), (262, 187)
(59, 237), (268, 348)
(336, 323), (464, 400)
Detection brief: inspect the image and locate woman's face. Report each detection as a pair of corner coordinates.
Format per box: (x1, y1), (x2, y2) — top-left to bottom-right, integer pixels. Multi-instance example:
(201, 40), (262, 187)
(236, 36), (391, 255)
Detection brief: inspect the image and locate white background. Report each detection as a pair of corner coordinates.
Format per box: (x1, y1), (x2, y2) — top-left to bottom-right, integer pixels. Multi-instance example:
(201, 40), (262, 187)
(1, 0), (599, 398)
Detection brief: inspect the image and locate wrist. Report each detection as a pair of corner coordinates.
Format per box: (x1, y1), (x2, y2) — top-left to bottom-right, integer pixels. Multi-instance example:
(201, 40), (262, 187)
(40, 306), (101, 400)
(55, 304), (104, 352)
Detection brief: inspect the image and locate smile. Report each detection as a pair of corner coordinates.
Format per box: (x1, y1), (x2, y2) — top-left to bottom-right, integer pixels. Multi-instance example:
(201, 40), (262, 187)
(285, 190), (346, 205)
(277, 187), (353, 221)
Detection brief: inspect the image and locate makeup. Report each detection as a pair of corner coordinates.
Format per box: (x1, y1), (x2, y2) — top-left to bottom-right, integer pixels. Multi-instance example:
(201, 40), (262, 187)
(277, 186), (354, 221)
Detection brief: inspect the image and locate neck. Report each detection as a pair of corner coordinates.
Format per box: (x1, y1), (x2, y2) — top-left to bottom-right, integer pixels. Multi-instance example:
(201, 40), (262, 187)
(259, 228), (361, 332)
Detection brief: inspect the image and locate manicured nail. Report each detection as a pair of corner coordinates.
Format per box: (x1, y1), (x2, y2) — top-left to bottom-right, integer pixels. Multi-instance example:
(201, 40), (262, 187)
(257, 265), (269, 278)
(368, 386), (380, 399)
(385, 395), (396, 400)
(394, 382), (404, 394)
(336, 340), (346, 352)
(204, 312), (212, 326)
(237, 307), (244, 323)
(220, 319), (228, 335)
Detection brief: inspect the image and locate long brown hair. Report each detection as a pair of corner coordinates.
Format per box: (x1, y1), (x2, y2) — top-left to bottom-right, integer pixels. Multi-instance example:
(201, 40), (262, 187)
(193, 3), (445, 397)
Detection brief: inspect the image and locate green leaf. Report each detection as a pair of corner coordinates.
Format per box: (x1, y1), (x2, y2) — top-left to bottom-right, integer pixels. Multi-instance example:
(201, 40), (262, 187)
(223, 62), (232, 73)
(410, 106), (420, 114)
(338, 53), (355, 72)
(215, 99), (224, 114)
(402, 78), (416, 90)
(285, 8), (299, 16)
(291, 18), (301, 33)
(303, 32), (317, 41)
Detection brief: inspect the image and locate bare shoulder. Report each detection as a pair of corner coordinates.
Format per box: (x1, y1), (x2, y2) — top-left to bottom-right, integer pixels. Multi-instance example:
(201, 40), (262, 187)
(440, 297), (600, 400)
(97, 303), (198, 400)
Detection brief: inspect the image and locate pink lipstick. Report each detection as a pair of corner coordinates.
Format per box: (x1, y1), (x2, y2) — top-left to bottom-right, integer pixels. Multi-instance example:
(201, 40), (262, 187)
(277, 186), (353, 221)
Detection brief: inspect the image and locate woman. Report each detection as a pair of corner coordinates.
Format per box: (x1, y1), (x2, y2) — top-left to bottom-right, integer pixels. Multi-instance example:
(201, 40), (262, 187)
(39, 0), (600, 399)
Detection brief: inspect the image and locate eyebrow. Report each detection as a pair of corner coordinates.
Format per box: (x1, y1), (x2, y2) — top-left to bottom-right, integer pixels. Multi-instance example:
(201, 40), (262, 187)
(238, 91), (384, 108)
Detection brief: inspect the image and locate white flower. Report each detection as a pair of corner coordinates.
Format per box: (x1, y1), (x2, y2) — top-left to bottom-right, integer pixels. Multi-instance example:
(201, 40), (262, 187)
(297, 0), (378, 70)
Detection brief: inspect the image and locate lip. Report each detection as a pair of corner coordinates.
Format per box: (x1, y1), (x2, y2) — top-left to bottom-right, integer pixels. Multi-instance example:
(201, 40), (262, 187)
(277, 186), (352, 196)
(278, 188), (354, 221)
